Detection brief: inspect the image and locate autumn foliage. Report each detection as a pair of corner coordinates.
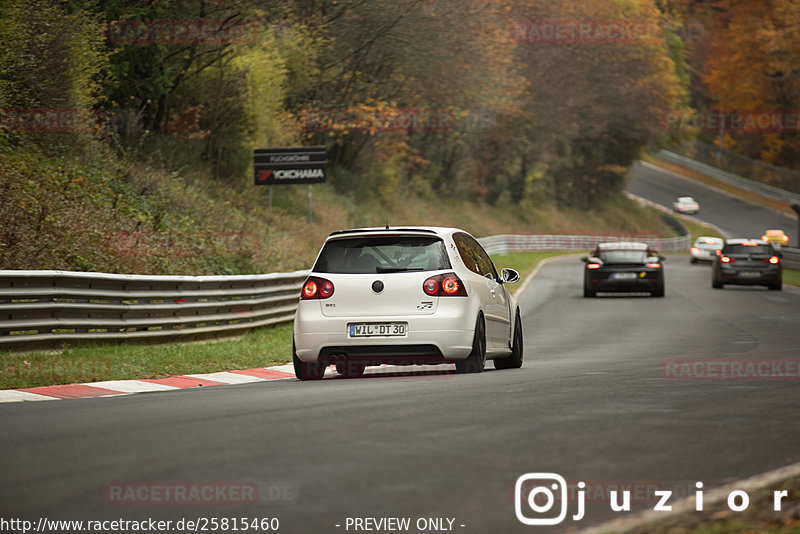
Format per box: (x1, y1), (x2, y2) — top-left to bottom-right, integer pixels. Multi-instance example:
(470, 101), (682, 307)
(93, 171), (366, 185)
(671, 0), (800, 169)
(3, 0), (752, 273)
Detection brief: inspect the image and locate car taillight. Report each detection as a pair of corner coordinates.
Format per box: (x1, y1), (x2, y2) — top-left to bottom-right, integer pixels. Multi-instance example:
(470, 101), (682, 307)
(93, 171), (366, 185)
(767, 256), (780, 264)
(761, 235), (768, 241)
(301, 276), (334, 300)
(423, 273), (467, 297)
(690, 247), (700, 254)
(715, 249), (721, 255)
(720, 256), (735, 263)
(646, 263), (661, 269)
(586, 263), (601, 269)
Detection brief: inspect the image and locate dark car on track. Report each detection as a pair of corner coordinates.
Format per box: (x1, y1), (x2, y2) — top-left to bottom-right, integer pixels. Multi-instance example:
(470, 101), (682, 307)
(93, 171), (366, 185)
(712, 239), (782, 290)
(582, 242), (665, 297)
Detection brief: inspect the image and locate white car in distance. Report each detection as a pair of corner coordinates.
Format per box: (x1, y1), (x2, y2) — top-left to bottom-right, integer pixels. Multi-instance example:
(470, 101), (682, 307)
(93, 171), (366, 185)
(673, 196), (700, 214)
(690, 236), (724, 263)
(293, 227), (523, 380)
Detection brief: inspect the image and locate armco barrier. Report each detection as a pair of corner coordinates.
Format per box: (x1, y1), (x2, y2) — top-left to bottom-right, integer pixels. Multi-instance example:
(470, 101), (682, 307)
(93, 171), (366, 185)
(0, 270), (310, 350)
(477, 233), (690, 255)
(656, 150), (800, 205)
(782, 247), (800, 270)
(0, 232), (690, 351)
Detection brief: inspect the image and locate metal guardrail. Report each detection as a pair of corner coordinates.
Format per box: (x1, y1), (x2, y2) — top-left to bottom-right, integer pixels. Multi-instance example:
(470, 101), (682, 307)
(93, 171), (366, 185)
(672, 141), (800, 195)
(781, 247), (800, 270)
(656, 149), (800, 205)
(0, 228), (691, 351)
(478, 232), (690, 255)
(0, 269), (310, 350)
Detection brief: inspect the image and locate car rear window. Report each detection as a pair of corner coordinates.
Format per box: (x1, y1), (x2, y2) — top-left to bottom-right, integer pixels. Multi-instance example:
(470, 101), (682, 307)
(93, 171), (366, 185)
(598, 251), (647, 264)
(313, 236), (451, 274)
(724, 244), (774, 254)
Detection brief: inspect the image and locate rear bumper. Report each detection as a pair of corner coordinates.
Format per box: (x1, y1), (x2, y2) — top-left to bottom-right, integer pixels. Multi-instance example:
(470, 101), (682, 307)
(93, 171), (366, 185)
(590, 279), (661, 293)
(586, 271), (663, 293)
(718, 266), (781, 285)
(691, 250), (717, 262)
(293, 301), (475, 364)
(316, 345), (449, 366)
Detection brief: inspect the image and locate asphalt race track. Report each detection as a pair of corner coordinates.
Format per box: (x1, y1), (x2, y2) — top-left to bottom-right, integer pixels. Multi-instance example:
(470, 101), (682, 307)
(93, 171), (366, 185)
(628, 160), (796, 243)
(1, 163), (799, 533)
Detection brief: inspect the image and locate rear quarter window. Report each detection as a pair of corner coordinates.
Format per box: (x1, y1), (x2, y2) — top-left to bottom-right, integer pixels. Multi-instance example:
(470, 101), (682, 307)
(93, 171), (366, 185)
(453, 232), (496, 278)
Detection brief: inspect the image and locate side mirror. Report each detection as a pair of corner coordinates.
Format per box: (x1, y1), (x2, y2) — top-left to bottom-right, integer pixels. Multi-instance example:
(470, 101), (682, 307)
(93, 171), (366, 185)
(659, 255), (666, 262)
(500, 268), (520, 284)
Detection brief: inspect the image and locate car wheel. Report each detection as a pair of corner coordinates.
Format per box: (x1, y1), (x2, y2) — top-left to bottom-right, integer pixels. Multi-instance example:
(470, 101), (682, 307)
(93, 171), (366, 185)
(583, 281), (596, 298)
(495, 312), (523, 370)
(651, 283), (665, 297)
(712, 271), (723, 289)
(769, 280), (782, 291)
(456, 315), (485, 374)
(690, 257), (698, 264)
(293, 342), (326, 380)
(336, 361), (366, 378)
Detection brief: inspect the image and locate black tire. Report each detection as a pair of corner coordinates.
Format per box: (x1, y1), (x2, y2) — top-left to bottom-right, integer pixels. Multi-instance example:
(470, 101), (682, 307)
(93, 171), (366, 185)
(336, 361), (366, 378)
(769, 280), (782, 291)
(494, 312), (523, 370)
(650, 280), (664, 297)
(293, 342), (326, 380)
(712, 271), (723, 289)
(690, 257), (698, 264)
(583, 280), (596, 298)
(456, 315), (486, 374)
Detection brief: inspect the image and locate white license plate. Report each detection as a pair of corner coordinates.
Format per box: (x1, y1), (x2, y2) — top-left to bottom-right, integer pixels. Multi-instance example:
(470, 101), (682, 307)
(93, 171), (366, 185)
(611, 272), (638, 280)
(738, 271), (761, 278)
(348, 323), (407, 338)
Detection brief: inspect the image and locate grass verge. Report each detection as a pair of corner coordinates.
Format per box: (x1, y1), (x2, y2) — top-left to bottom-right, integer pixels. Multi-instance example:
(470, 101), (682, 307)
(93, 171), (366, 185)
(0, 324), (294, 390)
(1, 251), (567, 389)
(681, 219), (726, 241)
(784, 269), (800, 288)
(490, 251), (577, 295)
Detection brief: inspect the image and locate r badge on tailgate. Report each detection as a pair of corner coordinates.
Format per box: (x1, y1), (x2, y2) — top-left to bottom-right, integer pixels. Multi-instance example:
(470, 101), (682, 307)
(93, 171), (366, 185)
(417, 301), (433, 310)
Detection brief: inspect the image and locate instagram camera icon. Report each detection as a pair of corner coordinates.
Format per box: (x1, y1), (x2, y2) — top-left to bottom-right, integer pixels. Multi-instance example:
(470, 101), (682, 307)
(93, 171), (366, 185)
(515, 473), (568, 525)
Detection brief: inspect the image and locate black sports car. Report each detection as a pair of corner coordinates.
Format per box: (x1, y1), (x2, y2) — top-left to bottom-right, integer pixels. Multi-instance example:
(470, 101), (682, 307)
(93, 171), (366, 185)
(582, 242), (665, 297)
(711, 239), (782, 290)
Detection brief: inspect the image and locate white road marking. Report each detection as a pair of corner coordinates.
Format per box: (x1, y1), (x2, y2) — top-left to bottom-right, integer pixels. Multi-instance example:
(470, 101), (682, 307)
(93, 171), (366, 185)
(184, 372), (265, 384)
(0, 390), (58, 402)
(85, 380), (180, 393)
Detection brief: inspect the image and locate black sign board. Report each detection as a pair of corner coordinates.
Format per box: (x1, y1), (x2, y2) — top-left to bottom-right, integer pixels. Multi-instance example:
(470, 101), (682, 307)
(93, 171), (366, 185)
(254, 146), (326, 185)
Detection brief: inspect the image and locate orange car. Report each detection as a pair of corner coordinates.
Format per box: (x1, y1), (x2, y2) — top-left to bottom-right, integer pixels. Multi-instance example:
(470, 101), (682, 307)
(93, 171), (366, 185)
(761, 229), (789, 247)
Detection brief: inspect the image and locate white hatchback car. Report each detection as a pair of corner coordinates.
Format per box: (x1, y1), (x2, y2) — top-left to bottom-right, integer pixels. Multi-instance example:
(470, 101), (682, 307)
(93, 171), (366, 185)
(689, 236), (724, 263)
(293, 227), (523, 379)
(672, 196), (699, 214)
